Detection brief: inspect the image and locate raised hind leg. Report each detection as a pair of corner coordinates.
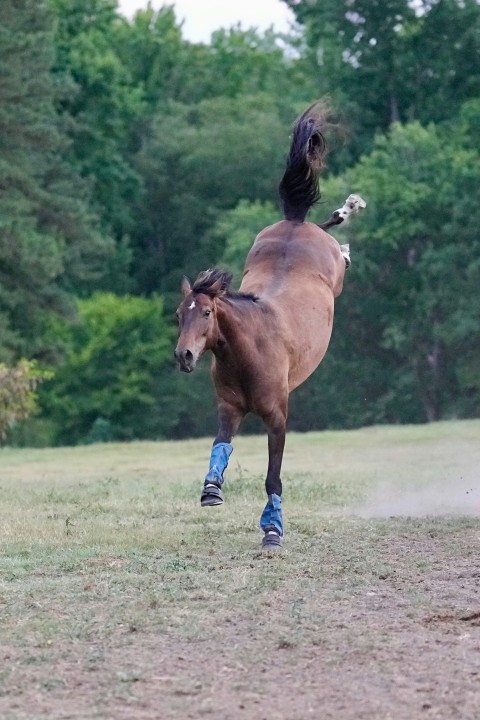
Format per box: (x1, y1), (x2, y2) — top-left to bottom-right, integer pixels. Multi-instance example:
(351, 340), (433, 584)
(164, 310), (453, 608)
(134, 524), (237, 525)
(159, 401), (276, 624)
(260, 404), (287, 548)
(318, 193), (366, 231)
(201, 401), (244, 507)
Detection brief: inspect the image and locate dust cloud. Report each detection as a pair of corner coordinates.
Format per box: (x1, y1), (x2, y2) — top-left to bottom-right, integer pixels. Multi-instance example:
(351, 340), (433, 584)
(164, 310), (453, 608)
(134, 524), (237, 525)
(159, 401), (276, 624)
(354, 479), (480, 519)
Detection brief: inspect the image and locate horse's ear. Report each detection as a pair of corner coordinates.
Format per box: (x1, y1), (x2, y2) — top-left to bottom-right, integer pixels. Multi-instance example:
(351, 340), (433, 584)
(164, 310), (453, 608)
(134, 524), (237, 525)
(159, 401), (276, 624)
(207, 276), (226, 296)
(181, 277), (192, 297)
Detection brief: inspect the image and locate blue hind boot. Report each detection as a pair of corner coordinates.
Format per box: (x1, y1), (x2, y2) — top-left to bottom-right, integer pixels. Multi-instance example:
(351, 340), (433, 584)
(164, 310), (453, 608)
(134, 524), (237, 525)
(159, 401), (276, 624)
(260, 493), (283, 548)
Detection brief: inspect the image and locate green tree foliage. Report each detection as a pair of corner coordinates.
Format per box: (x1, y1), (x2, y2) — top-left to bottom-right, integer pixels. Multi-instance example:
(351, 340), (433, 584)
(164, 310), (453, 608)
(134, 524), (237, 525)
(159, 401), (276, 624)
(119, 18), (315, 109)
(100, 10), (318, 297)
(49, 0), (144, 258)
(2, 0), (479, 443)
(130, 95), (290, 295)
(184, 26), (315, 108)
(0, 361), (51, 440)
(0, 0), (114, 361)
(42, 293), (175, 443)
(289, 118), (480, 428)
(212, 200), (280, 284)
(351, 120), (480, 420)
(113, 5), (185, 108)
(285, 0), (480, 166)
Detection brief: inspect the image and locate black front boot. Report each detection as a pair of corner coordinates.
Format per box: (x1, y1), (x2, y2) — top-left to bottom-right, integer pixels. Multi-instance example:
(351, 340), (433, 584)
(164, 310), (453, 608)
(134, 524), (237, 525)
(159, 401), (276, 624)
(200, 482), (224, 507)
(262, 524), (282, 548)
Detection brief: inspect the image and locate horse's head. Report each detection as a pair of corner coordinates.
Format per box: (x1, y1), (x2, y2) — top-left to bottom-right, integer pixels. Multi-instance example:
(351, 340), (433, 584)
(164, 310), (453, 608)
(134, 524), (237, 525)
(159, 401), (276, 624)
(174, 269), (232, 373)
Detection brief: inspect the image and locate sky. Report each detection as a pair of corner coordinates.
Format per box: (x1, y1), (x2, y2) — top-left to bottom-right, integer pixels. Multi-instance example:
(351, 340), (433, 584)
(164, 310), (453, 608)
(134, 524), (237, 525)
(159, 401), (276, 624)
(117, 0), (296, 43)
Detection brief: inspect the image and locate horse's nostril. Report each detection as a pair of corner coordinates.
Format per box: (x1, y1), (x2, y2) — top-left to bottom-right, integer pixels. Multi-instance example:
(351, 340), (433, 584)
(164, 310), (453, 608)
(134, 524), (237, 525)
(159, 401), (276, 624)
(175, 349), (193, 366)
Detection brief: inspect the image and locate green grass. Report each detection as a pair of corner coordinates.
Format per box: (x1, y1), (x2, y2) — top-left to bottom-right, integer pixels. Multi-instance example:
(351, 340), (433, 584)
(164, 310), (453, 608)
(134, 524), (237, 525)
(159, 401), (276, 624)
(1, 419), (479, 595)
(1, 420), (479, 719)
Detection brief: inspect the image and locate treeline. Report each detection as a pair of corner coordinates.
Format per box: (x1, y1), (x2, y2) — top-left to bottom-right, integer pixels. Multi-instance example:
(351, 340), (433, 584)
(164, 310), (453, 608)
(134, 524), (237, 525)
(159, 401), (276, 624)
(1, 0), (479, 445)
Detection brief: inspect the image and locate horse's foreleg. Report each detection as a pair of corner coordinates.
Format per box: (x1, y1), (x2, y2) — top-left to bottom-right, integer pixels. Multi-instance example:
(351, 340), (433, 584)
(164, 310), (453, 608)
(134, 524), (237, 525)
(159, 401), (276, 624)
(201, 402), (243, 507)
(260, 408), (287, 548)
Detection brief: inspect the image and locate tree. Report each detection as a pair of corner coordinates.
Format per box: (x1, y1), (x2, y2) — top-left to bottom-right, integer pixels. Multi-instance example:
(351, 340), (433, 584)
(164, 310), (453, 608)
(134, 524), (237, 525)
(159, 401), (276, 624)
(210, 200), (280, 284)
(284, 0), (480, 166)
(0, 361), (51, 440)
(304, 119), (480, 425)
(187, 26), (314, 108)
(114, 4), (185, 109)
(130, 94), (290, 296)
(49, 0), (144, 258)
(0, 0), (114, 361)
(41, 293), (175, 443)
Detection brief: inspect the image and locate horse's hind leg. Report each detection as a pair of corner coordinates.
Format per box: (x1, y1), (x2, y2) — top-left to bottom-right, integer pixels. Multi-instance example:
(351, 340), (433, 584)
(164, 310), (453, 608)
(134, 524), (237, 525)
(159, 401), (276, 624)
(260, 404), (287, 548)
(201, 401), (244, 507)
(318, 193), (366, 230)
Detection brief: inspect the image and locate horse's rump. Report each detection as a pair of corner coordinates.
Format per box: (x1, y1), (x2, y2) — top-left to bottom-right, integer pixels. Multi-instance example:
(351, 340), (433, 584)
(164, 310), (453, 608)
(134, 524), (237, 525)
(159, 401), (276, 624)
(237, 220), (343, 390)
(240, 220), (345, 299)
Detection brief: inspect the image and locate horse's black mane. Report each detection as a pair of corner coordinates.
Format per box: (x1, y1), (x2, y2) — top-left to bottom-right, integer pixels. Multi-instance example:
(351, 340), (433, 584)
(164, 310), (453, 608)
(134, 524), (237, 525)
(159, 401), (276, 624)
(192, 268), (257, 301)
(192, 268), (232, 296)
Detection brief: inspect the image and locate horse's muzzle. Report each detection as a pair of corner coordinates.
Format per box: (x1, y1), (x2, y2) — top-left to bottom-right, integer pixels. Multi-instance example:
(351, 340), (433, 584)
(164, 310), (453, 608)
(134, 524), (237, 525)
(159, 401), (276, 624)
(174, 348), (195, 373)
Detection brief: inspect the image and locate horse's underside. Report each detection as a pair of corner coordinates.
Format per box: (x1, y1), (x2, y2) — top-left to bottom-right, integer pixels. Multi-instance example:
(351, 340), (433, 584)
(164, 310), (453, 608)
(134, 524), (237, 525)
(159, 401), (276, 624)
(175, 102), (365, 549)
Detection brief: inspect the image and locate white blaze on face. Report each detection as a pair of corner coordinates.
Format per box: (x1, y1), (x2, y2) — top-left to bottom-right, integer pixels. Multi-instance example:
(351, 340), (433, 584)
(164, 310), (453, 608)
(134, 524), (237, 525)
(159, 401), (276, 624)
(188, 301), (196, 310)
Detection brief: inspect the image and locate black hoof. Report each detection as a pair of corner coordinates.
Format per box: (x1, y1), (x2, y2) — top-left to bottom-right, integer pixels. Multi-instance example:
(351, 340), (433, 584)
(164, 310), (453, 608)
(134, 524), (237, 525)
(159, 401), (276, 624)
(201, 483), (224, 507)
(262, 529), (282, 549)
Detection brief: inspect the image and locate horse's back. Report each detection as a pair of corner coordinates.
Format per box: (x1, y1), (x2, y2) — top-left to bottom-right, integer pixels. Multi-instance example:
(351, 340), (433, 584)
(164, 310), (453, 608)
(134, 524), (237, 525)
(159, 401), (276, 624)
(240, 220), (344, 299)
(239, 220), (346, 390)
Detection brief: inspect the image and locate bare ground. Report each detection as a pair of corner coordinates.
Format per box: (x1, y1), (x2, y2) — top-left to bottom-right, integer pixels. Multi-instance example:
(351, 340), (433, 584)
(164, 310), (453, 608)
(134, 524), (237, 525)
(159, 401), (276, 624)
(1, 520), (479, 720)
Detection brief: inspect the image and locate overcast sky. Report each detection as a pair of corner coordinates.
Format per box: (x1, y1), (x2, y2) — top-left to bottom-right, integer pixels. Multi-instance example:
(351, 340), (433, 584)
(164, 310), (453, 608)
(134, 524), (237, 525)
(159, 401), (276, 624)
(117, 0), (296, 43)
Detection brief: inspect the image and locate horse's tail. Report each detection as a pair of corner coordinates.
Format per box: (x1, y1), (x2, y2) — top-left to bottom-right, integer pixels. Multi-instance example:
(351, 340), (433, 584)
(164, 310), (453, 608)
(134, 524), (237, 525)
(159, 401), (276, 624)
(278, 102), (330, 223)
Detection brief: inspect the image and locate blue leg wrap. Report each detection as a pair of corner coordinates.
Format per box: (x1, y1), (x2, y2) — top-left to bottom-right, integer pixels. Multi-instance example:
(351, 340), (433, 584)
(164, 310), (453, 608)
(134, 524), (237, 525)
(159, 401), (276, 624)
(204, 442), (233, 486)
(260, 493), (284, 537)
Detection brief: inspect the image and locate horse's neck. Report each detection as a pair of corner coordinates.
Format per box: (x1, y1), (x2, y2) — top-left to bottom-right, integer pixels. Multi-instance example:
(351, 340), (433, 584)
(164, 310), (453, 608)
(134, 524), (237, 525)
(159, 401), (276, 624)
(213, 298), (252, 358)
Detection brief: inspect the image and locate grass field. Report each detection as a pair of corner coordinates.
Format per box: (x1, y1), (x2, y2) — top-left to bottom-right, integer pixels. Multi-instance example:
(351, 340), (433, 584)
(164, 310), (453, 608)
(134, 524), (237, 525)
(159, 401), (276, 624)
(1, 420), (479, 719)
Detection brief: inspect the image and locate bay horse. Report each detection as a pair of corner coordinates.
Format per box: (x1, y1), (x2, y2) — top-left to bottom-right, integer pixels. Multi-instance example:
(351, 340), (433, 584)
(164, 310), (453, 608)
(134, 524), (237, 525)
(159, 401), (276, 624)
(175, 102), (365, 548)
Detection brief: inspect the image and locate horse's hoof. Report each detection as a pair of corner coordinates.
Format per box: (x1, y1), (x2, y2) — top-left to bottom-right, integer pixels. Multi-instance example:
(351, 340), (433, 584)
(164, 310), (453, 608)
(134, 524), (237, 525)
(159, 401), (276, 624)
(262, 529), (282, 549)
(201, 483), (224, 507)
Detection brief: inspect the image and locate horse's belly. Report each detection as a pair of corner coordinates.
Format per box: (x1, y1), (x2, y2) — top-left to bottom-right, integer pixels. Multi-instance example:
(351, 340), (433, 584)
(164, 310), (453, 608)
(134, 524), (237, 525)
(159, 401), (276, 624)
(287, 330), (333, 390)
(281, 288), (335, 391)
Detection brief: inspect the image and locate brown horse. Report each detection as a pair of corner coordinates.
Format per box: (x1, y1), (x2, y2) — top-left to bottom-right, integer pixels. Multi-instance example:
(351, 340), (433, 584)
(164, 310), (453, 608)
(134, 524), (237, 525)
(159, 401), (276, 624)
(175, 103), (364, 548)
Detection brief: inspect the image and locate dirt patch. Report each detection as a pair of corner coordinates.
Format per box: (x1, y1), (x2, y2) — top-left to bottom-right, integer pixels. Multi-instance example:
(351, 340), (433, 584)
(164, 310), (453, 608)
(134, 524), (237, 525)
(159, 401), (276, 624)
(355, 479), (480, 519)
(1, 522), (479, 720)
(424, 611), (480, 630)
